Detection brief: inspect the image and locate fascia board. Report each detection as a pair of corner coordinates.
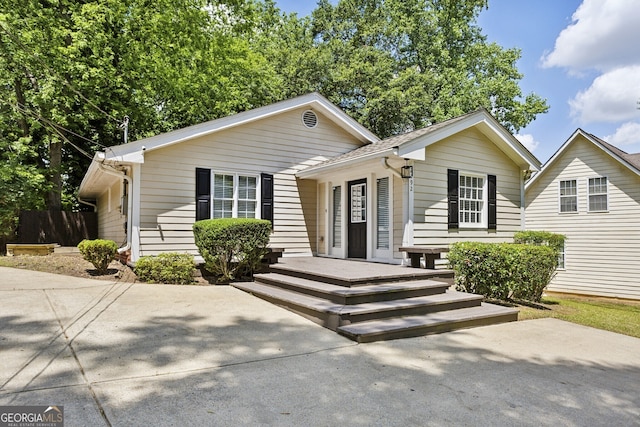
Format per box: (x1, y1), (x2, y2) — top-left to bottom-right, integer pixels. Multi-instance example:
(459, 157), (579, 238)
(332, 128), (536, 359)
(525, 129), (640, 191)
(105, 93), (378, 161)
(297, 148), (394, 178)
(396, 111), (541, 171)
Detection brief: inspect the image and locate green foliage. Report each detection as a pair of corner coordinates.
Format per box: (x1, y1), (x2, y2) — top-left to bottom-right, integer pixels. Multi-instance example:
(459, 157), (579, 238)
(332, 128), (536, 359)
(448, 241), (558, 302)
(0, 0), (547, 217)
(514, 230), (565, 252)
(193, 218), (271, 282)
(135, 252), (195, 285)
(77, 239), (118, 274)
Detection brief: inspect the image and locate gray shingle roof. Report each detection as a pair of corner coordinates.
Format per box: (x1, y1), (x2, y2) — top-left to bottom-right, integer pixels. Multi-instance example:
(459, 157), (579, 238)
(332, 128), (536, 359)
(302, 110), (478, 172)
(587, 132), (640, 171)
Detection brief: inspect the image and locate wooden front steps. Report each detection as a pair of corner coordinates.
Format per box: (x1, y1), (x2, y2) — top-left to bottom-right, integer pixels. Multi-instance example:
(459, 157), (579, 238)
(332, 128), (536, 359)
(233, 258), (518, 343)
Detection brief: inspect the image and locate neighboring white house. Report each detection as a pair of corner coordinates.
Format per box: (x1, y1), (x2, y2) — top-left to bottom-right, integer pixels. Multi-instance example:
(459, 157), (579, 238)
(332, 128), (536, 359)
(525, 129), (640, 300)
(78, 93), (540, 264)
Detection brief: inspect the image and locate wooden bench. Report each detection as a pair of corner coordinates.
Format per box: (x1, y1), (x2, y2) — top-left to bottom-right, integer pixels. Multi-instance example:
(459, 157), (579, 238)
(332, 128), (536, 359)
(399, 246), (449, 269)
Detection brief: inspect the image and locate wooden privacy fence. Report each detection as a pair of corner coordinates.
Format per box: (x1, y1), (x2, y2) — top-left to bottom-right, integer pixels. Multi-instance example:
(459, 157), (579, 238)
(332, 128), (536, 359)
(17, 210), (98, 247)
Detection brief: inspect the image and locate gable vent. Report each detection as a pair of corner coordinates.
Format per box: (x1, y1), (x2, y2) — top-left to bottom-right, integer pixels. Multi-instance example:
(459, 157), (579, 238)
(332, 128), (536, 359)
(302, 110), (318, 128)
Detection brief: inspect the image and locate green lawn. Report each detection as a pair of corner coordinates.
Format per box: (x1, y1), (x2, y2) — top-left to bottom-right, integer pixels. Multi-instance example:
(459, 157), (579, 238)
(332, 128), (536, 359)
(517, 295), (640, 338)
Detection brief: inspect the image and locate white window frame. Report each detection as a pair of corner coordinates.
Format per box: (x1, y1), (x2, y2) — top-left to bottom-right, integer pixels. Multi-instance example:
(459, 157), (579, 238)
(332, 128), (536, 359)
(587, 176), (608, 212)
(376, 177), (390, 250)
(558, 179), (578, 213)
(350, 182), (366, 224)
(458, 172), (487, 228)
(557, 242), (566, 270)
(211, 171), (259, 219)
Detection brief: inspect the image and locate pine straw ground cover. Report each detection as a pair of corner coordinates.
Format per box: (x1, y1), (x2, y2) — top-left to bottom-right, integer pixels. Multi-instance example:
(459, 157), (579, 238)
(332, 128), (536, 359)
(1, 254), (639, 337)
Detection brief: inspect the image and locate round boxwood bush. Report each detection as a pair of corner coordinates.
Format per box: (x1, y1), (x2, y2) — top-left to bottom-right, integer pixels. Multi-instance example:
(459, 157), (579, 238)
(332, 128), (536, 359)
(193, 218), (271, 282)
(77, 239), (118, 275)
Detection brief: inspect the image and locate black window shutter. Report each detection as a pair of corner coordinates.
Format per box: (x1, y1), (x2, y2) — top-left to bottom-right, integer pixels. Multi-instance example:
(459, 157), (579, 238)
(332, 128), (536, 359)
(261, 173), (274, 226)
(447, 169), (459, 229)
(195, 168), (211, 221)
(488, 174), (497, 230)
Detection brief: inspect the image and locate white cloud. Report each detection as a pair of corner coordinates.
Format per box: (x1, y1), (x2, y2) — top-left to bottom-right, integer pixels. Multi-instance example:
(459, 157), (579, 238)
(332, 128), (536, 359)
(542, 0), (640, 72)
(515, 133), (540, 152)
(569, 65), (640, 123)
(604, 122), (640, 146)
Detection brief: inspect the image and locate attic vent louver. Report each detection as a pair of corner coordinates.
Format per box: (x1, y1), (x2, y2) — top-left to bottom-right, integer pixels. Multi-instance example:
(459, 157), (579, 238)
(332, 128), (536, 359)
(302, 110), (318, 128)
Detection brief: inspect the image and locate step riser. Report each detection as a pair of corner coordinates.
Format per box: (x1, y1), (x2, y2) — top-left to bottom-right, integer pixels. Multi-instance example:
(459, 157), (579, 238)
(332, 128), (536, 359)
(268, 265), (454, 288)
(254, 276), (449, 304)
(245, 291), (341, 331)
(339, 312), (519, 343)
(340, 298), (482, 325)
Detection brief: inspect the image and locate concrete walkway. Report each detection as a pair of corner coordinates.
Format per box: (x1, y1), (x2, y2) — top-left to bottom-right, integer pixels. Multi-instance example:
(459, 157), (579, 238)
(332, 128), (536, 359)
(1, 266), (639, 426)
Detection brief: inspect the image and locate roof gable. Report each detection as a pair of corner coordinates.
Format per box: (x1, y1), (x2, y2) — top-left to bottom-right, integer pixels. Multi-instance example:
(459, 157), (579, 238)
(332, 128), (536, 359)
(104, 93), (379, 163)
(526, 129), (640, 189)
(298, 108), (541, 177)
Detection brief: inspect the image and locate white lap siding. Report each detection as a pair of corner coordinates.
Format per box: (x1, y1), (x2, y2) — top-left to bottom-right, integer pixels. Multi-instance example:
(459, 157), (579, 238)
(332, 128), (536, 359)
(97, 179), (126, 246)
(137, 107), (362, 257)
(526, 134), (640, 300)
(413, 128), (522, 247)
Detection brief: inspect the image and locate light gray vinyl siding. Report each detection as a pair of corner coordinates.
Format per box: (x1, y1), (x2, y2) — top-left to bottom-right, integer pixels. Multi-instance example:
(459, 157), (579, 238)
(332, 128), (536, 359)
(97, 180), (126, 246)
(138, 107), (362, 257)
(526, 134), (640, 300)
(413, 128), (522, 247)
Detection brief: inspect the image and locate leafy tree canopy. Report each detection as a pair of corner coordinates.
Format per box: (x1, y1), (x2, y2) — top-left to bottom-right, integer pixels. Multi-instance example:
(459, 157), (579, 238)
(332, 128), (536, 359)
(0, 0), (547, 239)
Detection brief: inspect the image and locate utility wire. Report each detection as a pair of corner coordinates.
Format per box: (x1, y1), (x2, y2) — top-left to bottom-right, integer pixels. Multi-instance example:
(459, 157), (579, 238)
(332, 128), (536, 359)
(0, 21), (124, 126)
(4, 100), (96, 160)
(1, 97), (113, 150)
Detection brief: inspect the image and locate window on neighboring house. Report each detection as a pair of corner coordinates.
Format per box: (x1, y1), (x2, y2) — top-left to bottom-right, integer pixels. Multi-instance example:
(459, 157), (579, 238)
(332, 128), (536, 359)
(448, 169), (496, 230)
(557, 243), (566, 270)
(559, 180), (577, 213)
(588, 177), (608, 212)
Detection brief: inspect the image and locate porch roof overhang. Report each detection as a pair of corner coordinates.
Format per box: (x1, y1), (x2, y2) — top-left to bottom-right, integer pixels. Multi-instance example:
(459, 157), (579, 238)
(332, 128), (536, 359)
(297, 108), (542, 179)
(78, 152), (130, 199)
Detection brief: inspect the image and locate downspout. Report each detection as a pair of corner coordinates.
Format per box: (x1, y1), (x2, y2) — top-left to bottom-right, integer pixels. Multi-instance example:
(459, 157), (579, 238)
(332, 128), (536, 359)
(381, 157), (403, 178)
(98, 161), (133, 257)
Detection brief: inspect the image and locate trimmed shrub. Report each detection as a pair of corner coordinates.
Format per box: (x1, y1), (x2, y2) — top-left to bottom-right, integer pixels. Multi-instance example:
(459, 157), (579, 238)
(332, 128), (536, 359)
(78, 239), (118, 274)
(514, 230), (565, 252)
(193, 218), (271, 282)
(135, 252), (195, 285)
(448, 241), (557, 302)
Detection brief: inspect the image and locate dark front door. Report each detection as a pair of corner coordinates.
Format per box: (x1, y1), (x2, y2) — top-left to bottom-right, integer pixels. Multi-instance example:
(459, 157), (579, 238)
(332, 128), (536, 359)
(348, 179), (367, 258)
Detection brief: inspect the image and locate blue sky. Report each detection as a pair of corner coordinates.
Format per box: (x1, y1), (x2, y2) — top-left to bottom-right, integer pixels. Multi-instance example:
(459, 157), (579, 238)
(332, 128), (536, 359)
(275, 0), (640, 163)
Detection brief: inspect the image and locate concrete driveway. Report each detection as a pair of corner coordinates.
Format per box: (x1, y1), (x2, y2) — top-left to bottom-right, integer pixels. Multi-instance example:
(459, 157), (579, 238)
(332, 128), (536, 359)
(1, 266), (639, 426)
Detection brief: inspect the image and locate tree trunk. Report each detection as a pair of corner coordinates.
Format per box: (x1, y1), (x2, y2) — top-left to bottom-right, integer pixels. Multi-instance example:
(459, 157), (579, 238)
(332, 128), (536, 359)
(47, 139), (62, 211)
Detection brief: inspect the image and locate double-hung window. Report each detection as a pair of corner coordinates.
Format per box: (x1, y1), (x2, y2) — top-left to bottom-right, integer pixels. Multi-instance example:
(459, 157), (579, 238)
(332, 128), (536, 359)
(459, 174), (485, 227)
(588, 177), (608, 212)
(447, 169), (496, 230)
(213, 173), (257, 219)
(559, 180), (577, 213)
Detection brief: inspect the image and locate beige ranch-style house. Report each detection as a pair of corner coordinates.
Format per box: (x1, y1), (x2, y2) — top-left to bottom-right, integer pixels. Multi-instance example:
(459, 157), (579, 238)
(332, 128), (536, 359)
(78, 93), (541, 266)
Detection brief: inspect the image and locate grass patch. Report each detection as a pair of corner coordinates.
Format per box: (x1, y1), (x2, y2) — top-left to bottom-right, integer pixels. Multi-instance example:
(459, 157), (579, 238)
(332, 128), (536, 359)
(517, 295), (640, 338)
